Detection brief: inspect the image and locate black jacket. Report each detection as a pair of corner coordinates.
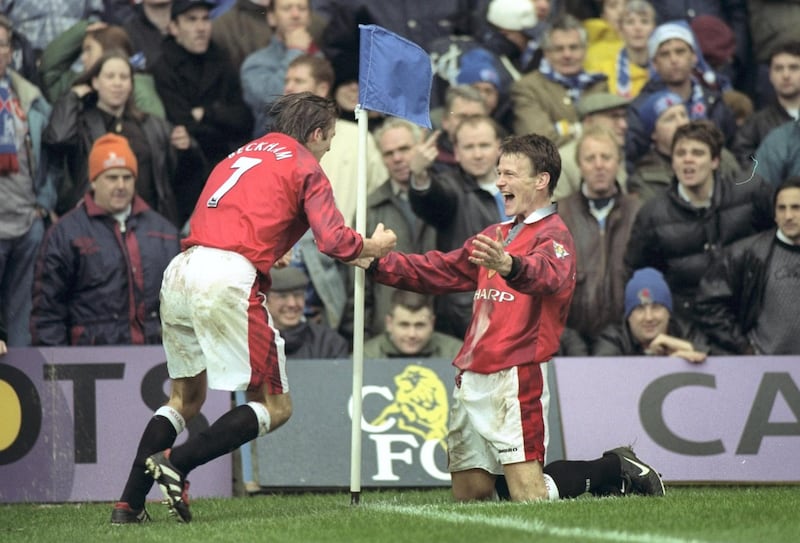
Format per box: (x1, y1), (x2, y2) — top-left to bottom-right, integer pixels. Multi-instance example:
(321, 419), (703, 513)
(43, 91), (187, 224)
(694, 229), (778, 354)
(151, 38), (253, 165)
(593, 317), (711, 356)
(280, 321), (349, 359)
(731, 103), (793, 168)
(624, 175), (775, 321)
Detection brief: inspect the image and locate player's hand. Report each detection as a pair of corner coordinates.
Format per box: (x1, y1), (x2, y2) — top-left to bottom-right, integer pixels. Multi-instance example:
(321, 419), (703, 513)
(371, 223), (397, 257)
(469, 226), (512, 275)
(345, 256), (373, 269)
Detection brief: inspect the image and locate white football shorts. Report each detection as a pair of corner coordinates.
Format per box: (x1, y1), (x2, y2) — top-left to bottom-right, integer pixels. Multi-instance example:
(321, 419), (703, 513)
(447, 363), (549, 474)
(159, 246), (288, 393)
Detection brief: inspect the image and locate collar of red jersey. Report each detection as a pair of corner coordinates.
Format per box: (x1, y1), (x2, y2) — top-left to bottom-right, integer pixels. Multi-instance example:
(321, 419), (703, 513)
(507, 203), (557, 226)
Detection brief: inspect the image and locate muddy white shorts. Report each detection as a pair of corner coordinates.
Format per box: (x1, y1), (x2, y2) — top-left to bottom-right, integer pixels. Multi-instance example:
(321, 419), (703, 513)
(159, 246), (288, 393)
(447, 363), (549, 474)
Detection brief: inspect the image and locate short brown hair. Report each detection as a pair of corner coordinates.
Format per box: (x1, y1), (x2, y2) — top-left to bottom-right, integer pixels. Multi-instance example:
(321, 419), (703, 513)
(500, 133), (562, 196)
(671, 120), (724, 160)
(388, 290), (434, 314)
(267, 92), (338, 143)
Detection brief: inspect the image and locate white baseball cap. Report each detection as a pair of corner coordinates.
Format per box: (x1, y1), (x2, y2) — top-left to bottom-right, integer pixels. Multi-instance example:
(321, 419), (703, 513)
(487, 0), (538, 32)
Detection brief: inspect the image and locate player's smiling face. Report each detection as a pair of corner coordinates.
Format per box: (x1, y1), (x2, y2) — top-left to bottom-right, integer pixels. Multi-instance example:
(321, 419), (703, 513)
(496, 153), (547, 219)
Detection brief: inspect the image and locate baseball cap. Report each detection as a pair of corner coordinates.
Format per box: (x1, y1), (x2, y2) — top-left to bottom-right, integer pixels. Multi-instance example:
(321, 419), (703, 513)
(171, 0), (215, 19)
(270, 267), (310, 292)
(577, 93), (630, 120)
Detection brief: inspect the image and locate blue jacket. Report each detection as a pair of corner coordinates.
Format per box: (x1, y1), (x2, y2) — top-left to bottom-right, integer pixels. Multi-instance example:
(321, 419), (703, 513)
(240, 37), (308, 136)
(30, 193), (180, 345)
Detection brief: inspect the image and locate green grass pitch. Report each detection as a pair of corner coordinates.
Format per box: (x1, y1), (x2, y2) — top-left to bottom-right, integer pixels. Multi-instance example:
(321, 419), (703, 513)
(1, 486), (798, 543)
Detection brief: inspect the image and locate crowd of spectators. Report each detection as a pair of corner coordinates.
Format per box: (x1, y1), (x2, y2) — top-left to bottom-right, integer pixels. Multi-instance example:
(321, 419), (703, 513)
(1, 0), (798, 357)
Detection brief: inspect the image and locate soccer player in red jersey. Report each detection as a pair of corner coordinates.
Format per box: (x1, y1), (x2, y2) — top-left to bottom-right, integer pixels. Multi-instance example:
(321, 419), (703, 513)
(111, 92), (396, 524)
(365, 133), (665, 502)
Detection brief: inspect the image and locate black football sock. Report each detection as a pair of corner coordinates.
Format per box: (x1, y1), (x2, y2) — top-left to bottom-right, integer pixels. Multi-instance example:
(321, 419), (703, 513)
(543, 454), (622, 498)
(120, 415), (178, 510)
(169, 405), (260, 475)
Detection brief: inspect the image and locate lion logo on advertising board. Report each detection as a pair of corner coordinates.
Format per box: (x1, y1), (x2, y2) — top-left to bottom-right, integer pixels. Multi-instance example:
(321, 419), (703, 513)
(370, 364), (449, 447)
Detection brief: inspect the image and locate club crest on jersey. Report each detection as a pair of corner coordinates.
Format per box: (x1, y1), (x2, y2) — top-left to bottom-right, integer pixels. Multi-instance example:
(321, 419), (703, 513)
(637, 287), (653, 305)
(552, 240), (570, 259)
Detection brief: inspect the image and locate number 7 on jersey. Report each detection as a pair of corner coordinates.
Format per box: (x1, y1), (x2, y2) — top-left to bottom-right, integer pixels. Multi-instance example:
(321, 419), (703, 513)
(206, 156), (263, 208)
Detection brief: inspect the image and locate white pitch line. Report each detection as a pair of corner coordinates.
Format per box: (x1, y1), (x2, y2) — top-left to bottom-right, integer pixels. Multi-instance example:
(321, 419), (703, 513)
(373, 503), (708, 543)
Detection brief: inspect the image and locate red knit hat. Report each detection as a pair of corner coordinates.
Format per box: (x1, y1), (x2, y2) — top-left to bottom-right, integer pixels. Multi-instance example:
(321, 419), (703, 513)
(690, 15), (736, 68)
(88, 133), (138, 181)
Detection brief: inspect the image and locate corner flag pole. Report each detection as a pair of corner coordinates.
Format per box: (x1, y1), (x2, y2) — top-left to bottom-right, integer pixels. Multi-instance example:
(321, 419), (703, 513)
(349, 24), (433, 506)
(349, 104), (369, 506)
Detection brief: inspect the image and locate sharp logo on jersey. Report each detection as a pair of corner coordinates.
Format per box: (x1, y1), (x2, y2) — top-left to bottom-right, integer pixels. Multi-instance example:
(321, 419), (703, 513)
(369, 364), (449, 447)
(229, 141), (293, 160)
(473, 288), (515, 302)
(553, 240), (570, 259)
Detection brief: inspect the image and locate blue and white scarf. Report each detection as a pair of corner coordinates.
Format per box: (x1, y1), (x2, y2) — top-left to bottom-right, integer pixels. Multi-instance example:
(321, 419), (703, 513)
(0, 77), (19, 175)
(538, 59), (607, 102)
(615, 47), (632, 98)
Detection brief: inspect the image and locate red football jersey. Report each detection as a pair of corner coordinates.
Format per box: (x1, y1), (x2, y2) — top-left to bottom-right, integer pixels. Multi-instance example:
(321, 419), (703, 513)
(372, 212), (576, 373)
(183, 133), (363, 283)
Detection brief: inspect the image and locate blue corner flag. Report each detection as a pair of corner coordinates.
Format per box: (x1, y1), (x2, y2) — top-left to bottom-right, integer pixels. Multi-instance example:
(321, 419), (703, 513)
(358, 24), (432, 129)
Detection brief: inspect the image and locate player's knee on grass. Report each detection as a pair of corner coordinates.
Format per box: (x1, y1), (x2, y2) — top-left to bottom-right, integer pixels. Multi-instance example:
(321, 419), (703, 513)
(451, 469), (496, 501)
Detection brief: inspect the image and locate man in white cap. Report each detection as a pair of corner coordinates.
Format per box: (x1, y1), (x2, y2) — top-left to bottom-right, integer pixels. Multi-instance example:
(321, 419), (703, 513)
(483, 0), (541, 75)
(624, 20), (737, 173)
